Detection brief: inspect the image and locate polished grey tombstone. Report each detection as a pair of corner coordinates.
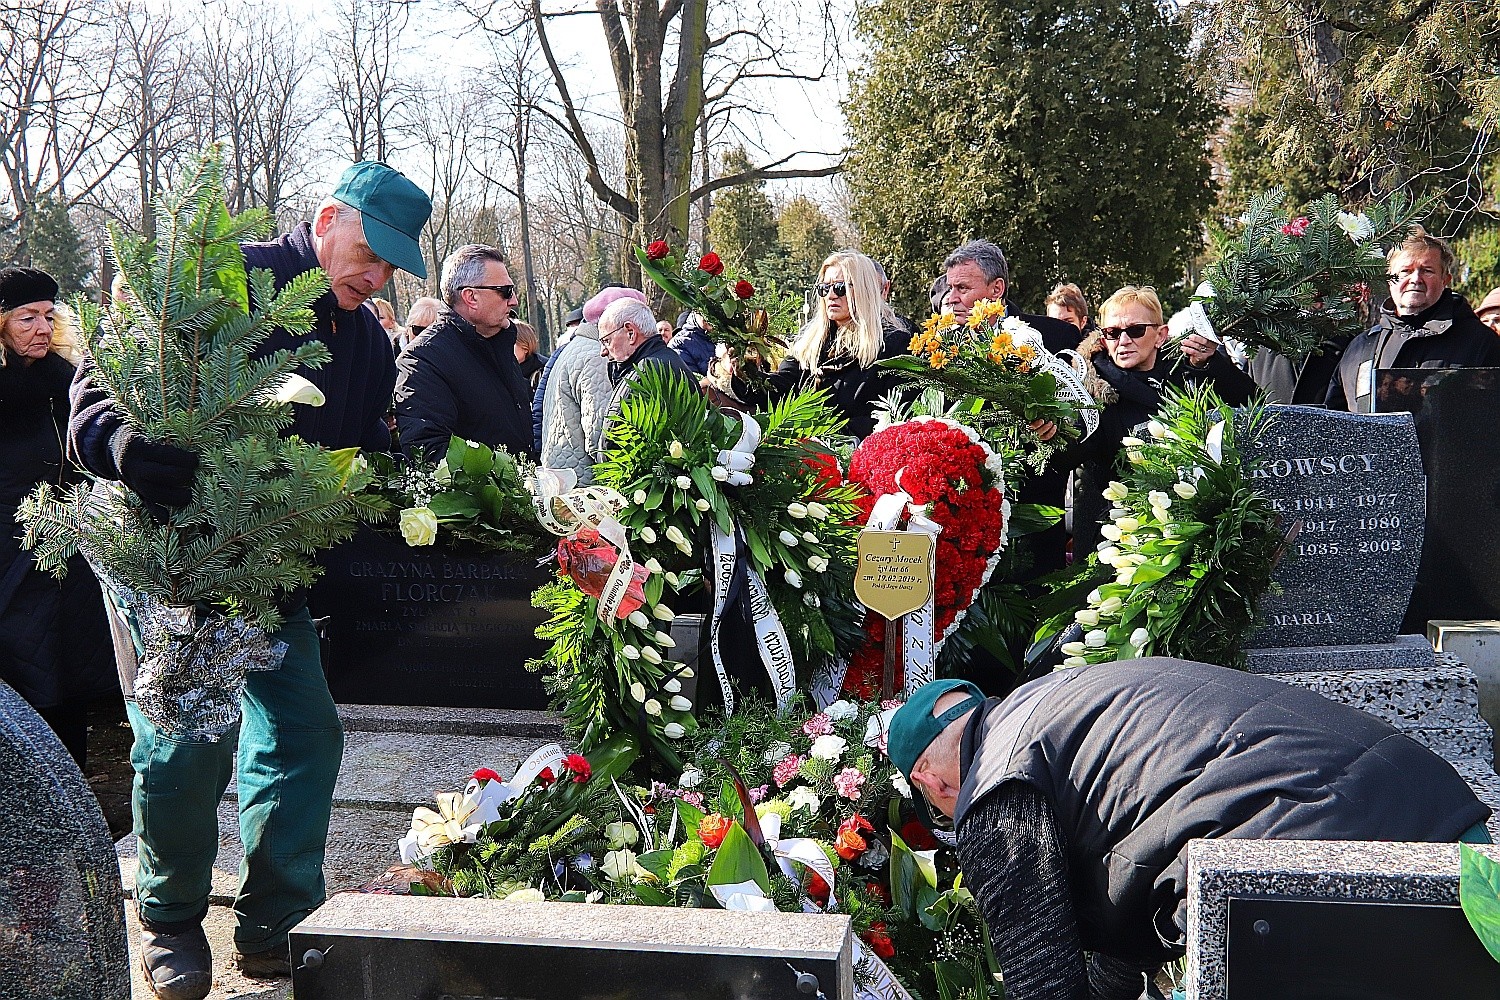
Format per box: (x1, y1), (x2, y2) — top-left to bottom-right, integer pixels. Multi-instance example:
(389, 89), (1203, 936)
(1242, 406), (1425, 651)
(290, 894), (855, 1000)
(0, 680), (129, 998)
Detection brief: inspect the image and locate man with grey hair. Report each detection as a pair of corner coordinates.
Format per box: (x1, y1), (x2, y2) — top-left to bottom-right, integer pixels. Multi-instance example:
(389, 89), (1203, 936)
(599, 296), (693, 417)
(395, 244), (534, 461)
(942, 239), (1082, 354)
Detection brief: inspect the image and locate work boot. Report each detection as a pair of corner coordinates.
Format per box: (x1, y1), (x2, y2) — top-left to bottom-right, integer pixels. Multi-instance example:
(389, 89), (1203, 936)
(233, 940), (291, 978)
(138, 911), (212, 1000)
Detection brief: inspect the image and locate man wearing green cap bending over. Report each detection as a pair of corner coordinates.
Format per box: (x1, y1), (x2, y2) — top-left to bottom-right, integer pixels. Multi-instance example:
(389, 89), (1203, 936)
(70, 162), (432, 997)
(888, 660), (1490, 1000)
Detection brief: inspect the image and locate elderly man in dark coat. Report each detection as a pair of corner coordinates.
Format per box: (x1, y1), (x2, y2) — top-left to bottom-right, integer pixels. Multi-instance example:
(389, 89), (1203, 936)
(395, 244), (535, 461)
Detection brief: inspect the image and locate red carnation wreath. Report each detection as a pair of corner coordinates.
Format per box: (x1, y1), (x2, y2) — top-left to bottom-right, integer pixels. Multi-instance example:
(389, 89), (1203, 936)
(842, 417), (1007, 697)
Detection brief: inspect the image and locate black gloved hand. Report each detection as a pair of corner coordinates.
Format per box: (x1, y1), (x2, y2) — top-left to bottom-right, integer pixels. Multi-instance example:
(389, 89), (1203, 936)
(111, 428), (199, 517)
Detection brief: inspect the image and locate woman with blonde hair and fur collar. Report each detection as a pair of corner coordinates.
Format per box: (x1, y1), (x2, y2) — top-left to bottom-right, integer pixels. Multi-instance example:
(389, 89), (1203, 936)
(733, 250), (911, 438)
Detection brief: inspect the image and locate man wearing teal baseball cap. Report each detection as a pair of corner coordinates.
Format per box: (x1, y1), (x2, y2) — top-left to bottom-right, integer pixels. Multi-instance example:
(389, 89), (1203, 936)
(69, 161), (432, 997)
(889, 660), (1489, 1000)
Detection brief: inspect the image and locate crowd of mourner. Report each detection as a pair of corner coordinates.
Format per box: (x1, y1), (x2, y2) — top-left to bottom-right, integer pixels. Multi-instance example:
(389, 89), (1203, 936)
(4, 159), (1500, 998)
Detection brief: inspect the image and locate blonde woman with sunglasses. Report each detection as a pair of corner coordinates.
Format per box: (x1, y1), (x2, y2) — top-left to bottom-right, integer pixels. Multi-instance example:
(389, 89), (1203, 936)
(734, 250), (910, 438)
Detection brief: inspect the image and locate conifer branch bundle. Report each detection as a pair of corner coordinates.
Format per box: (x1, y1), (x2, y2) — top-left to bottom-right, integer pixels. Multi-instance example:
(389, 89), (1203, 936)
(20, 150), (386, 631)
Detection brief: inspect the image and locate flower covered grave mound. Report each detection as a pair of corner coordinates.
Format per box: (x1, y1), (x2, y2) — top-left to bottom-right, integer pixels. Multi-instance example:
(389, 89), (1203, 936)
(841, 417), (1007, 699)
(400, 695), (1002, 1000)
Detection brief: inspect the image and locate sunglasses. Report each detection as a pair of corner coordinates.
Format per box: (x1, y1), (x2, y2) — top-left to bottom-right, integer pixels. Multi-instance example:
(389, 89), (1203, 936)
(1101, 323), (1156, 342)
(466, 284), (517, 300)
(816, 281), (849, 298)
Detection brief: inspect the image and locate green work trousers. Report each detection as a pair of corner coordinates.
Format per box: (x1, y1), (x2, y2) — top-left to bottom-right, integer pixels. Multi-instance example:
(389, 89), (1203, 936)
(127, 608), (343, 953)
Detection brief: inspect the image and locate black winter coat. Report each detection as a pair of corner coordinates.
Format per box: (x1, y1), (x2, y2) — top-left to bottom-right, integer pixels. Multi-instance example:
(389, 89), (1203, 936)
(0, 350), (115, 707)
(955, 658), (1489, 966)
(736, 323), (911, 439)
(606, 335), (696, 421)
(1327, 291), (1500, 411)
(1060, 345), (1255, 556)
(395, 309), (537, 463)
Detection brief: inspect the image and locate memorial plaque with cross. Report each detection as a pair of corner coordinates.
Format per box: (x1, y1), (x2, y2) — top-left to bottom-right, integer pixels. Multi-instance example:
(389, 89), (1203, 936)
(855, 530), (936, 699)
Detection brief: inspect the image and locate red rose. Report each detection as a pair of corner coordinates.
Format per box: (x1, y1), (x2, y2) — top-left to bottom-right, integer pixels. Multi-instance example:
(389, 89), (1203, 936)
(697, 252), (725, 276)
(537, 767), (556, 787)
(698, 813), (732, 849)
(563, 753), (591, 783)
(900, 819), (940, 852)
(733, 278), (755, 299)
(804, 869), (831, 906)
(472, 767), (502, 783)
(862, 922), (896, 959)
(646, 240), (670, 260)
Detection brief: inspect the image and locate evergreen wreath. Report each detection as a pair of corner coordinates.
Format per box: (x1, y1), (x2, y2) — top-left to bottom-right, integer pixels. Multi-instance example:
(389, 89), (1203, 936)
(1197, 187), (1424, 360)
(19, 150), (385, 630)
(1046, 385), (1282, 670)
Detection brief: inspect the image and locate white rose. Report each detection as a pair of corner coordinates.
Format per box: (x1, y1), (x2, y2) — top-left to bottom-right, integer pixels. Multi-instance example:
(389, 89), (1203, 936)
(810, 734), (847, 761)
(601, 849), (638, 881)
(605, 821), (639, 849)
(399, 507), (439, 546)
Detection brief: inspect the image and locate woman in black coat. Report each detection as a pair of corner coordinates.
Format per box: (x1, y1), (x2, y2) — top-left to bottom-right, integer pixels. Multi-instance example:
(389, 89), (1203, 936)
(0, 267), (115, 766)
(735, 250), (910, 438)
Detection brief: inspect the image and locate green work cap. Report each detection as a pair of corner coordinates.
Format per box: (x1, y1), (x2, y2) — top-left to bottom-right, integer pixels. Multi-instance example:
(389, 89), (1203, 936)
(887, 678), (985, 779)
(332, 161), (432, 279)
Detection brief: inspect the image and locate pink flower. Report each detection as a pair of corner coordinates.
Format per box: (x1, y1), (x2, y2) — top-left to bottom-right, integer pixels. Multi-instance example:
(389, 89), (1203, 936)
(880, 699), (902, 711)
(1280, 216), (1310, 237)
(678, 790), (705, 808)
(749, 784), (770, 804)
(773, 753), (805, 788)
(834, 767), (866, 800)
(802, 713), (834, 737)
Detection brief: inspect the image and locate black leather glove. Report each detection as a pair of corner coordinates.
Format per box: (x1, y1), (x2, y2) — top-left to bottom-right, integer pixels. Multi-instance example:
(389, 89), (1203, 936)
(111, 428), (199, 517)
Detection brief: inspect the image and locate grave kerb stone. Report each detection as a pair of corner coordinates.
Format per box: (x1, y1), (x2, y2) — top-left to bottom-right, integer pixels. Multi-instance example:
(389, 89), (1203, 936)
(1242, 634), (1435, 674)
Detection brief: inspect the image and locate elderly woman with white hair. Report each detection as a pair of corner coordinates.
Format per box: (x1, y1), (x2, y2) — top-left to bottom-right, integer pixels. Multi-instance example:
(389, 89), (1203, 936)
(734, 249), (909, 438)
(0, 267), (115, 766)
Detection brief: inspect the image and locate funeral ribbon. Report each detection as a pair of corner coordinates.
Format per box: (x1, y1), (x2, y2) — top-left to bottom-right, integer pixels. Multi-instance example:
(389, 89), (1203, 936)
(705, 412), (799, 714)
(530, 468), (636, 622)
(864, 483), (943, 696)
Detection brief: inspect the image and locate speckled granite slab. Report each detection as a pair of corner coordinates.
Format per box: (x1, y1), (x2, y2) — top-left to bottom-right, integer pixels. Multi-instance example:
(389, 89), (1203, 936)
(0, 681), (129, 999)
(1243, 634), (1435, 673)
(290, 896), (856, 1000)
(1272, 657), (1484, 732)
(1186, 840), (1500, 1000)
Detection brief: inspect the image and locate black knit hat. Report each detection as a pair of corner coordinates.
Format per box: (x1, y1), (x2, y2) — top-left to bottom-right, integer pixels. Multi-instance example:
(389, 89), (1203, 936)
(0, 267), (59, 311)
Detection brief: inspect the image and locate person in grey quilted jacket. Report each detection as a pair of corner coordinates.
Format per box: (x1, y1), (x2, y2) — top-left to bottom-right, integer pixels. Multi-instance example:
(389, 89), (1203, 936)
(538, 287), (646, 483)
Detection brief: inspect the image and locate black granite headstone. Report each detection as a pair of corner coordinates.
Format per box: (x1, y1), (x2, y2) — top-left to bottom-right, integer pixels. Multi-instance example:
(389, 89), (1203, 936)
(309, 528), (552, 709)
(1243, 406), (1425, 648)
(0, 681), (129, 998)
(1375, 367), (1500, 631)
